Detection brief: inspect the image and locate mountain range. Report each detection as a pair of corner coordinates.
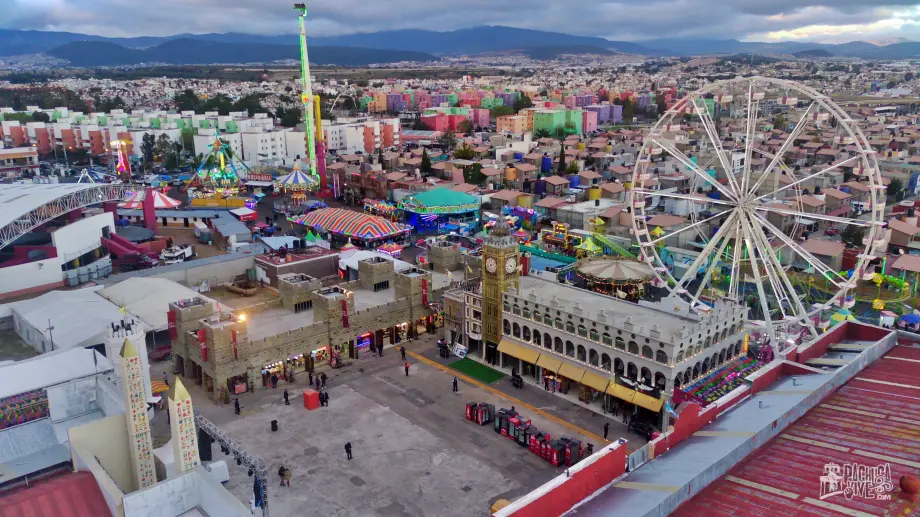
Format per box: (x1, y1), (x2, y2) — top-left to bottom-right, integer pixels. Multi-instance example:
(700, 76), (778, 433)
(2, 26), (920, 66)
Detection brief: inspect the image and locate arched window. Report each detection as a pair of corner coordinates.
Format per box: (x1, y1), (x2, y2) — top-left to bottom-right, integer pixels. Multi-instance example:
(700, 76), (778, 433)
(565, 341), (575, 357)
(512, 323), (521, 338)
(577, 345), (587, 362)
(641, 345), (653, 359)
(704, 336), (712, 349)
(615, 337), (626, 350)
(512, 305), (521, 316)
(544, 314), (553, 326)
(735, 342), (743, 355)
(654, 372), (667, 390)
(720, 329), (727, 342)
(565, 321), (576, 334)
(522, 326), (531, 341)
(533, 332), (541, 346)
(628, 341), (639, 355)
(601, 354), (611, 371)
(503, 301), (511, 312)
(614, 358), (625, 375)
(675, 351), (684, 363)
(532, 310), (540, 322)
(627, 362), (638, 379)
(522, 307), (531, 318)
(702, 358), (711, 372)
(589, 349), (599, 366)
(718, 349), (725, 364)
(503, 320), (511, 335)
(577, 325), (588, 338)
(655, 350), (668, 364)
(602, 333), (613, 346)
(555, 318), (564, 330)
(674, 373), (683, 389)
(640, 367), (652, 385)
(685, 367), (692, 381)
(589, 328), (600, 341)
(555, 336), (563, 354)
(544, 333), (552, 350)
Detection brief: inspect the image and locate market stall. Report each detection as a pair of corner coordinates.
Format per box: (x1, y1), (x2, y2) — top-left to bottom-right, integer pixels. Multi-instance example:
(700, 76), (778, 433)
(364, 199), (398, 220)
(288, 207), (411, 248)
(378, 243), (403, 258)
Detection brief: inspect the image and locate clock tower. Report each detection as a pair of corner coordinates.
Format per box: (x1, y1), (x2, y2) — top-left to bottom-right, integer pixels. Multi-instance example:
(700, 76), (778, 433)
(481, 220), (520, 359)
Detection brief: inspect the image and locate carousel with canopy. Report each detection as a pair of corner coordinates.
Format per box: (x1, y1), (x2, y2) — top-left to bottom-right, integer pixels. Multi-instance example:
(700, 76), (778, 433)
(274, 160), (319, 204)
(629, 77), (886, 352)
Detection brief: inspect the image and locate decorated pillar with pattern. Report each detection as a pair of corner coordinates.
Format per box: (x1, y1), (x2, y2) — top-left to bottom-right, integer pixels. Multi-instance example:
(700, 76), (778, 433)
(120, 338), (156, 490)
(169, 378), (200, 474)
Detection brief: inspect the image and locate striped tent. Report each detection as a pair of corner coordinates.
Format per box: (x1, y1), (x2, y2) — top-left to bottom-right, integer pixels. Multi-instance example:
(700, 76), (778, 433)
(119, 190), (182, 209)
(275, 163), (318, 190)
(289, 208), (410, 241)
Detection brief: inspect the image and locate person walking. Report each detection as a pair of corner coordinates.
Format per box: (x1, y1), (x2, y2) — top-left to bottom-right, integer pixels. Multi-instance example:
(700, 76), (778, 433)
(543, 377), (549, 391)
(321, 373), (327, 389)
(344, 442), (352, 461)
(319, 391), (326, 407)
(404, 362), (410, 377)
(308, 371), (313, 386)
(452, 377), (458, 392)
(283, 389), (290, 406)
(270, 373), (278, 389)
(603, 422), (609, 440)
(278, 466), (286, 486)
(324, 391), (330, 407)
(234, 398), (241, 416)
(162, 372), (169, 387)
(622, 410), (628, 425)
(400, 346), (406, 361)
(283, 466), (292, 487)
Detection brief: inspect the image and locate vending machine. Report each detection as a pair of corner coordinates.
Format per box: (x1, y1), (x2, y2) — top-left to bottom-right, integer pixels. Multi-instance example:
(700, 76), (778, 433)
(517, 424), (533, 447)
(549, 441), (566, 467)
(474, 403), (495, 425)
(562, 438), (583, 466)
(504, 417), (519, 438)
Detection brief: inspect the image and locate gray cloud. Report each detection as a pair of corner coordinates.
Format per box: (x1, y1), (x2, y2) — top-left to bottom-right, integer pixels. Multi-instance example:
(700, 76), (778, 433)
(3, 0), (918, 42)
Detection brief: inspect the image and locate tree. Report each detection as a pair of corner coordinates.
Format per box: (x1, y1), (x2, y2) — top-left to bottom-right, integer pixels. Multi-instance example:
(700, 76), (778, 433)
(906, 72), (915, 82)
(534, 129), (551, 139)
(439, 130), (457, 150)
(556, 147), (566, 174)
(377, 147), (385, 165)
(774, 115), (786, 129)
(491, 106), (515, 118)
(275, 106), (302, 128)
(457, 119), (473, 136)
(155, 134), (172, 163)
(421, 148), (432, 173)
(175, 89), (200, 112)
(622, 99), (635, 123)
(31, 111), (50, 122)
(599, 91), (610, 103)
(513, 95), (534, 111)
(841, 225), (865, 249)
(454, 143), (476, 160)
(141, 133), (156, 166)
(887, 177), (905, 203)
(180, 126), (195, 151)
(232, 94), (269, 117)
(565, 160), (580, 175)
(463, 163), (487, 185)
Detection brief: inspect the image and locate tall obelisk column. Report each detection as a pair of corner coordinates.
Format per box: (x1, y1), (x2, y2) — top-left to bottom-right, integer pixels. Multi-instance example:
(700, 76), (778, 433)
(121, 338), (156, 489)
(169, 378), (201, 474)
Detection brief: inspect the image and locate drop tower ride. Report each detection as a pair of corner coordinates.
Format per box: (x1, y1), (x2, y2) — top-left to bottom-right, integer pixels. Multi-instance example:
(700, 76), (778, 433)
(294, 3), (329, 194)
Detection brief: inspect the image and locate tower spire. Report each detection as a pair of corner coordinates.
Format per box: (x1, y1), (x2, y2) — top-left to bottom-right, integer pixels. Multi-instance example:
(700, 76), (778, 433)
(120, 338), (156, 489)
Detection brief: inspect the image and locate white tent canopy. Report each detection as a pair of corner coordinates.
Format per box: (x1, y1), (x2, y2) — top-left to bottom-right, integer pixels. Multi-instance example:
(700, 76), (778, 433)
(11, 289), (126, 351)
(0, 348), (113, 399)
(99, 277), (226, 331)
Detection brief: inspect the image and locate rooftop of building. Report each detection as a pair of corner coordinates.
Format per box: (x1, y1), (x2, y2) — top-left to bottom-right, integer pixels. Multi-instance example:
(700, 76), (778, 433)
(516, 275), (729, 339)
(0, 472), (110, 517)
(568, 323), (910, 517)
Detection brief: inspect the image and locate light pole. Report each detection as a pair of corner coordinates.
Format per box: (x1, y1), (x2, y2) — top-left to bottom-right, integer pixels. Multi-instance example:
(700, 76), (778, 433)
(45, 319), (55, 351)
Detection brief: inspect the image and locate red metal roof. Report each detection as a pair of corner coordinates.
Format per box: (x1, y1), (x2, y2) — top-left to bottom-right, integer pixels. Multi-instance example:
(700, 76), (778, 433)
(673, 342), (920, 517)
(0, 472), (110, 517)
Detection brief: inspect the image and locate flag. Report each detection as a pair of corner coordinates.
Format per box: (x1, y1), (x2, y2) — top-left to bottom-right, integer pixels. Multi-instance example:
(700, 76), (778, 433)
(119, 305), (126, 316)
(253, 476), (264, 508)
(665, 400), (679, 418)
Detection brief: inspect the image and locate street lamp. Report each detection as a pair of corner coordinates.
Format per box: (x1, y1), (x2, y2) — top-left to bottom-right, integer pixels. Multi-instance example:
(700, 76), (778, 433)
(45, 319), (55, 351)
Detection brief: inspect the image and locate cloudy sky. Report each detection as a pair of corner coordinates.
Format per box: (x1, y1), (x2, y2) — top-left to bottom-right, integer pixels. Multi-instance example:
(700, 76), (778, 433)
(5, 0), (920, 43)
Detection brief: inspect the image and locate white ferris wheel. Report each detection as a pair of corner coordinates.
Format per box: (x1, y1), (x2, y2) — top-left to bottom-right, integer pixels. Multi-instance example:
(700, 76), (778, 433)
(629, 77), (887, 343)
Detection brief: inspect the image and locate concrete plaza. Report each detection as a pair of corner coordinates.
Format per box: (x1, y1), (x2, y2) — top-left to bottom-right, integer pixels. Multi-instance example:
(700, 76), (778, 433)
(158, 334), (641, 516)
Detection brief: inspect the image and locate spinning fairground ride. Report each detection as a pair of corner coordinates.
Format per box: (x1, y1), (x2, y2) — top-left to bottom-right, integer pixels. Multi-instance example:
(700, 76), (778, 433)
(185, 135), (249, 198)
(629, 77), (886, 350)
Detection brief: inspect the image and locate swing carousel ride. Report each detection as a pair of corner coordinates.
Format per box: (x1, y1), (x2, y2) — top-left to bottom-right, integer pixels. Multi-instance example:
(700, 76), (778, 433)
(629, 77), (886, 349)
(184, 134), (248, 198)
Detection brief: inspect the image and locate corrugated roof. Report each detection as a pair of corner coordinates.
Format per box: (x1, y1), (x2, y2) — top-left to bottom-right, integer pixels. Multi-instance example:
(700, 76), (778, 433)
(0, 472), (111, 517)
(0, 418), (58, 465)
(402, 187), (479, 208)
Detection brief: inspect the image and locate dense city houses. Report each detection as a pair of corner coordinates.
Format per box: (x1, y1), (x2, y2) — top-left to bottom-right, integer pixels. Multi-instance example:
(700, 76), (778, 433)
(1, 22), (920, 517)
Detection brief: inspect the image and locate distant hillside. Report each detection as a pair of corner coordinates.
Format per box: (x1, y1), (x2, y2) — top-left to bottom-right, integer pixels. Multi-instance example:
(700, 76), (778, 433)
(523, 45), (616, 60)
(46, 39), (437, 67)
(794, 49), (833, 58)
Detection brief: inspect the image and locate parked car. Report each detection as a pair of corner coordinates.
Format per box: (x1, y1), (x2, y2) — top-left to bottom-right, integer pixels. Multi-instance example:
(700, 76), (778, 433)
(824, 227), (840, 236)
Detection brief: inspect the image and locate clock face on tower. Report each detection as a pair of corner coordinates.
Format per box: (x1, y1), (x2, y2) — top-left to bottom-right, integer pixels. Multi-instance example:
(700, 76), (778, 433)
(505, 257), (517, 274)
(485, 257), (498, 274)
